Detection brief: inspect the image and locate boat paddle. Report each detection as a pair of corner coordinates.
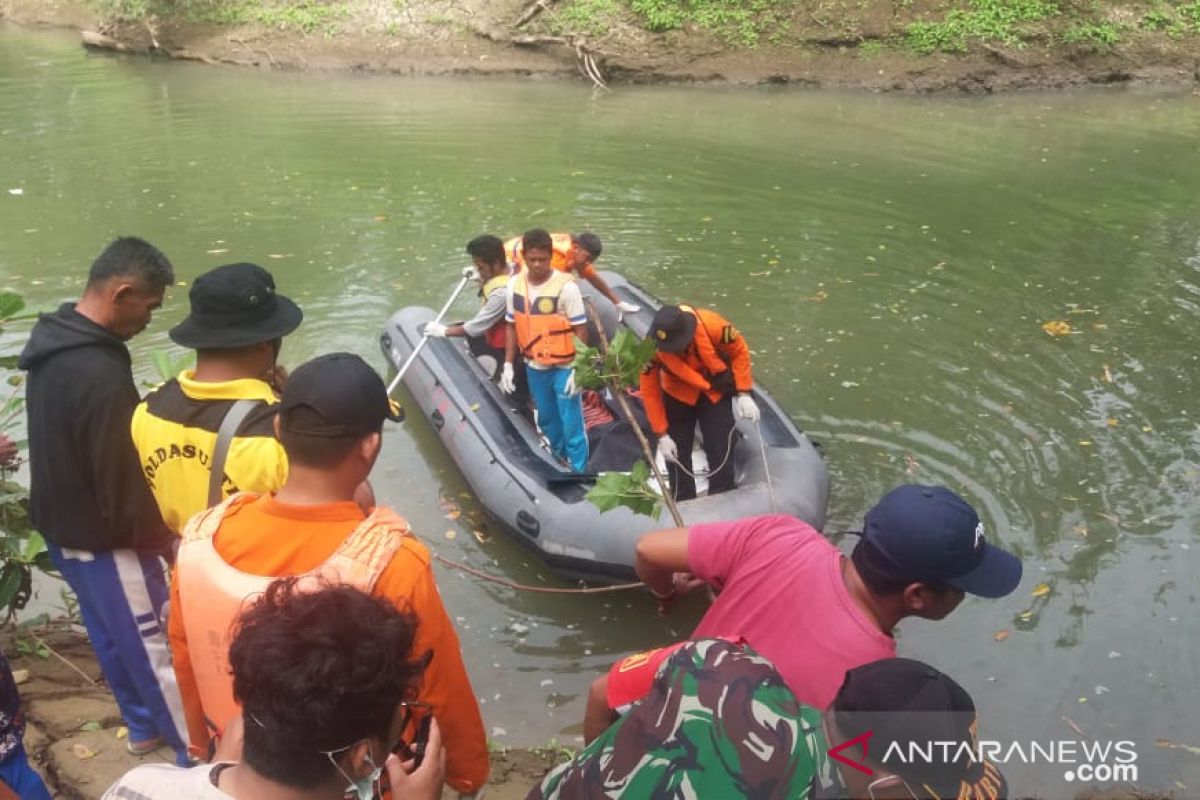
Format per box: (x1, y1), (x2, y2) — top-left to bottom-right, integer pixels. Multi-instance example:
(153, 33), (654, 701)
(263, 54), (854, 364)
(387, 267), (474, 396)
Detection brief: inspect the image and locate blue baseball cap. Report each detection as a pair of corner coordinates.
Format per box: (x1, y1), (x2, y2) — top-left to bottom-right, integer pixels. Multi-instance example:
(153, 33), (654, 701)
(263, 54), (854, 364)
(862, 485), (1022, 598)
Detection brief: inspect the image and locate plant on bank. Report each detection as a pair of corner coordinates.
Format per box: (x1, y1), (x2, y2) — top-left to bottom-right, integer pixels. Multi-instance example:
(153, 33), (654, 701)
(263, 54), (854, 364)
(0, 291), (55, 623)
(905, 0), (1059, 54)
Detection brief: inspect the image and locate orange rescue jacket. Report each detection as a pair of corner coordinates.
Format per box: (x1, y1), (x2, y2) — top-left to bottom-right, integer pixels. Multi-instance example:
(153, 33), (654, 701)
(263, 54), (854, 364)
(504, 234), (598, 281)
(174, 494), (405, 740)
(482, 273), (509, 350)
(639, 305), (753, 435)
(511, 271), (577, 367)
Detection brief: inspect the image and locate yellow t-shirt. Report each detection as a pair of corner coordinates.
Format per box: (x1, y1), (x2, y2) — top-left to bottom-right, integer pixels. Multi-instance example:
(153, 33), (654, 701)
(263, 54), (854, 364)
(130, 371), (288, 533)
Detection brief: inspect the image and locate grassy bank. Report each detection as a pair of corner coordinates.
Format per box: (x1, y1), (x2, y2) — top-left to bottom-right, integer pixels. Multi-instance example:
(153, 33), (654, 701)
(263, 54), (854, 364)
(77, 0), (1200, 56)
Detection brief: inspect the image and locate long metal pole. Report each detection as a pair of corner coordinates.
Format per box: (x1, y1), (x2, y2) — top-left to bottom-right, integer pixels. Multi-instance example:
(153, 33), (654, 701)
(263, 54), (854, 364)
(387, 273), (472, 396)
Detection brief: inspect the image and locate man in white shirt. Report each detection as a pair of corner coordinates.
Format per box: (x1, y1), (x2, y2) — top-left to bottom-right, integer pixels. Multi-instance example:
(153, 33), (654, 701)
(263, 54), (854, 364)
(500, 228), (590, 472)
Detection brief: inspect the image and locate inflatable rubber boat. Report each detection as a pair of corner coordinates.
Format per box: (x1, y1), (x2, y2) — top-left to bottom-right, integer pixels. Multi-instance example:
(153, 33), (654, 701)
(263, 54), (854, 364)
(380, 271), (829, 583)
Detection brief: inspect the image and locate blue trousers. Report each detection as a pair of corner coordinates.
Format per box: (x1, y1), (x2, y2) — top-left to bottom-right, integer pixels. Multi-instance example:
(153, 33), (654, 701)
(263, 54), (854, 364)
(527, 365), (589, 472)
(0, 745), (50, 800)
(48, 544), (189, 765)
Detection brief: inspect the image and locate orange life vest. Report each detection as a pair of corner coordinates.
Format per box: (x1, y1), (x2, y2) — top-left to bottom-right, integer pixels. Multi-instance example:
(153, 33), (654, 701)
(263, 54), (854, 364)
(510, 272), (577, 367)
(482, 274), (509, 350)
(505, 233), (577, 274)
(639, 305), (753, 434)
(175, 493), (409, 737)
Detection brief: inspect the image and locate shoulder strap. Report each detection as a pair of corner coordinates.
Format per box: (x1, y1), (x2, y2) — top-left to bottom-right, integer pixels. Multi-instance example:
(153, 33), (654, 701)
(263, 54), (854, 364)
(207, 399), (260, 508)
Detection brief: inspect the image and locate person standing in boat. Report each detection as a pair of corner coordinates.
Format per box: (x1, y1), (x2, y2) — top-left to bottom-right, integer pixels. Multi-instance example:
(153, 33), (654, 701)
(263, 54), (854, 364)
(423, 235), (527, 403)
(500, 229), (590, 472)
(167, 354), (489, 793)
(641, 304), (758, 500)
(505, 231), (640, 316)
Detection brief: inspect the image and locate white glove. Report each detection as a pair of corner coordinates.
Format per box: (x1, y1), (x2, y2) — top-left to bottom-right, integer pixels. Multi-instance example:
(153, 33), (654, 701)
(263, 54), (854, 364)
(424, 321), (448, 338)
(498, 362), (516, 394)
(563, 369), (578, 397)
(462, 266), (476, 280)
(656, 434), (678, 463)
(734, 393), (760, 422)
(616, 300), (641, 314)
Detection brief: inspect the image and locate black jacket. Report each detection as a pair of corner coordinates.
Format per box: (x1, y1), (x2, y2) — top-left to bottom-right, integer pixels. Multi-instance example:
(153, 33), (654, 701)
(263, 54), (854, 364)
(18, 303), (172, 552)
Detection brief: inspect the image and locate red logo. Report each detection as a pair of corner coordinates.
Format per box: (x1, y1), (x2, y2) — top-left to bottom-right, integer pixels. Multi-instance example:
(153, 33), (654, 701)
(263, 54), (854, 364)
(829, 730), (874, 777)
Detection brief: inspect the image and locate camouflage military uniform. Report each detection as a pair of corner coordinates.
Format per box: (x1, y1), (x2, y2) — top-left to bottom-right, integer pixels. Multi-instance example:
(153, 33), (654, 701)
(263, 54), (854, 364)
(530, 638), (834, 799)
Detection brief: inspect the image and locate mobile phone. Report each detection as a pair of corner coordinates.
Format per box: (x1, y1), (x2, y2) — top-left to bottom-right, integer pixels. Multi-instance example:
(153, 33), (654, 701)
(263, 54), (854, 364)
(394, 714), (433, 769)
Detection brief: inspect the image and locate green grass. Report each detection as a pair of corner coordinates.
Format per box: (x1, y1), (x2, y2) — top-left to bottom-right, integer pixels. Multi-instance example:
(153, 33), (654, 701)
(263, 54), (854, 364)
(904, 0), (1059, 53)
(857, 38), (887, 57)
(627, 0), (791, 46)
(87, 0), (351, 34)
(550, 0), (624, 35)
(1061, 20), (1121, 44)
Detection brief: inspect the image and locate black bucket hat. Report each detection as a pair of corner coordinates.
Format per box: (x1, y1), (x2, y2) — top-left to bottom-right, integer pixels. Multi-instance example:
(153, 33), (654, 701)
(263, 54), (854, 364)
(648, 305), (697, 353)
(170, 263), (303, 349)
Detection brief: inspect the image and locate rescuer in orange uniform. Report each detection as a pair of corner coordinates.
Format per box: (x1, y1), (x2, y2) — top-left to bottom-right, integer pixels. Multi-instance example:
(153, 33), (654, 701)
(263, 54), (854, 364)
(504, 232), (640, 316)
(168, 353), (488, 795)
(640, 304), (759, 501)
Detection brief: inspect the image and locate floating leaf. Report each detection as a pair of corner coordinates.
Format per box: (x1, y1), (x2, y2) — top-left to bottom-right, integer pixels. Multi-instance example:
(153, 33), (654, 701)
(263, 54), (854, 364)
(1041, 320), (1072, 337)
(1032, 583), (1051, 597)
(993, 629), (1010, 642)
(444, 530), (457, 541)
(1102, 364), (1113, 383)
(472, 529), (490, 544)
(116, 726), (129, 740)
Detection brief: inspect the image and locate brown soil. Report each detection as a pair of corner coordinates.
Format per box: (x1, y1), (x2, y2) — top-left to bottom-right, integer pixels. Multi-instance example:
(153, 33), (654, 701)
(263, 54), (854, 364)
(2, 0), (1199, 92)
(1, 625), (559, 799)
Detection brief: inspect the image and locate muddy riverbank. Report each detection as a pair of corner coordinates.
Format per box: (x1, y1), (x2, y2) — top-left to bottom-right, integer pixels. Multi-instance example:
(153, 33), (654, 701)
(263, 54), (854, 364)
(3, 0), (1200, 92)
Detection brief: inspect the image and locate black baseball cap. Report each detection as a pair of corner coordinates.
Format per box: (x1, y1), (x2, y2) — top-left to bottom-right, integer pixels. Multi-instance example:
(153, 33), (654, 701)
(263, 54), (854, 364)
(170, 262), (302, 349)
(279, 353), (403, 437)
(832, 658), (1008, 800)
(648, 305), (696, 354)
(861, 485), (1022, 598)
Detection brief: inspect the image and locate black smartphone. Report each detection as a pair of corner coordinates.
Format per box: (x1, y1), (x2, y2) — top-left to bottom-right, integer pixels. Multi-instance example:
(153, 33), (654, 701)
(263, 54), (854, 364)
(395, 714), (433, 769)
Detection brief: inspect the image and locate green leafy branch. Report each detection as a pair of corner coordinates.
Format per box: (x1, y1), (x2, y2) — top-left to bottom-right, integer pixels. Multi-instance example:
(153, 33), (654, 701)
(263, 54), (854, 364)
(577, 307), (683, 524)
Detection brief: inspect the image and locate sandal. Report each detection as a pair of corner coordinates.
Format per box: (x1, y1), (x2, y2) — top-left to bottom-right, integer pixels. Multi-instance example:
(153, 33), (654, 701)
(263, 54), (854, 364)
(127, 736), (165, 756)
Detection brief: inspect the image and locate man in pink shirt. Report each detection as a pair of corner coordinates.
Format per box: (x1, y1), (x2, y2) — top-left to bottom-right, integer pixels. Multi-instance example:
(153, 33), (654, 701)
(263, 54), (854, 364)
(584, 485), (1022, 740)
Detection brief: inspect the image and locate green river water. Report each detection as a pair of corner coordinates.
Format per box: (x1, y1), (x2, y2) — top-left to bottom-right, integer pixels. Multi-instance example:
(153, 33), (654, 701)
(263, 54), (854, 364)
(2, 25), (1198, 796)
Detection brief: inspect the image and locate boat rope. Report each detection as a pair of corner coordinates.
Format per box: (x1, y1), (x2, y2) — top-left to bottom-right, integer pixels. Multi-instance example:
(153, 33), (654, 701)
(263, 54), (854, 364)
(662, 424), (738, 481)
(432, 552), (644, 594)
(755, 418), (779, 513)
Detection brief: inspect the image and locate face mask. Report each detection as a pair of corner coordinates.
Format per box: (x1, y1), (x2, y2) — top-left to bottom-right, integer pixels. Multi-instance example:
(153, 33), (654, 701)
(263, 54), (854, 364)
(329, 747), (381, 800)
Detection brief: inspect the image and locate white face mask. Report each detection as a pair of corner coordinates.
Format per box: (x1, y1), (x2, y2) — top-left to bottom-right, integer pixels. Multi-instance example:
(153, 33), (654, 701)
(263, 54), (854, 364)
(328, 746), (381, 800)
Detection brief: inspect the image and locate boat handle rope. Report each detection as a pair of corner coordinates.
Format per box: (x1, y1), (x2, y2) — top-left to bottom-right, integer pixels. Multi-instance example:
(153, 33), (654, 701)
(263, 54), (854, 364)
(431, 551), (644, 593)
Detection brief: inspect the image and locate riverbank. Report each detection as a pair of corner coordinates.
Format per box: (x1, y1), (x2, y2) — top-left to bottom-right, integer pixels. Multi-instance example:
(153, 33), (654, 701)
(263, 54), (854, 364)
(2, 625), (561, 799)
(2, 0), (1200, 92)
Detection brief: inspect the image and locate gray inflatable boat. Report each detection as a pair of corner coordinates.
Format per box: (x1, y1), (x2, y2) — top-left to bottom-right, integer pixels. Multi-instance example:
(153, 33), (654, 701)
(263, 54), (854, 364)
(380, 271), (829, 583)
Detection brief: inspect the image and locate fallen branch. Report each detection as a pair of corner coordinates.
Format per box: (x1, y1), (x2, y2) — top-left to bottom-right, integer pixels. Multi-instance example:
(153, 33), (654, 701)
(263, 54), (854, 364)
(28, 632), (99, 687)
(80, 30), (139, 54)
(512, 0), (560, 29)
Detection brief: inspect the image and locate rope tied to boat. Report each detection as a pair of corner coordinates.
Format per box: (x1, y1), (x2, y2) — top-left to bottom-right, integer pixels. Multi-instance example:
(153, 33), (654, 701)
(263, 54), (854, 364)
(433, 552), (644, 593)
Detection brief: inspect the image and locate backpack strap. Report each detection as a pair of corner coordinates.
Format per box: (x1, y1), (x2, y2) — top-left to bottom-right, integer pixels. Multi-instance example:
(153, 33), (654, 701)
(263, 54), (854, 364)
(207, 399), (260, 508)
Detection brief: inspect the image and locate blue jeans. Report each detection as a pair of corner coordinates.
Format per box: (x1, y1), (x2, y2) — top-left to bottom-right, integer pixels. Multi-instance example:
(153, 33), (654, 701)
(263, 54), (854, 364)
(526, 365), (588, 472)
(0, 745), (51, 799)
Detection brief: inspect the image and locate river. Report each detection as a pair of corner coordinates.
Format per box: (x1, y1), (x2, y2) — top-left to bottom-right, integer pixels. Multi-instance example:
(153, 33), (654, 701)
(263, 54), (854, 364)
(1, 24), (1198, 796)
